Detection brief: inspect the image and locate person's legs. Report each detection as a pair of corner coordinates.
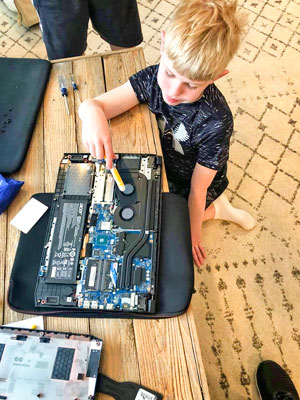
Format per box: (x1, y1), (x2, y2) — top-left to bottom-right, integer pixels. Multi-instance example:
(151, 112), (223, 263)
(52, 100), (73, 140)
(256, 360), (299, 400)
(89, 0), (143, 49)
(203, 193), (257, 230)
(168, 179), (256, 230)
(33, 0), (89, 60)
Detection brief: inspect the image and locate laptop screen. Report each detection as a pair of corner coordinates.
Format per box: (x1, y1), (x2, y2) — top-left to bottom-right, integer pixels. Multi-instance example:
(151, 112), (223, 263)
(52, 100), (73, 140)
(35, 153), (162, 314)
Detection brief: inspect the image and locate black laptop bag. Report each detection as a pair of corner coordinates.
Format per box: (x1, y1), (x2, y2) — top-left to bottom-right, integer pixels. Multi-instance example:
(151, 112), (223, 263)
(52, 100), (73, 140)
(8, 192), (194, 318)
(0, 58), (51, 174)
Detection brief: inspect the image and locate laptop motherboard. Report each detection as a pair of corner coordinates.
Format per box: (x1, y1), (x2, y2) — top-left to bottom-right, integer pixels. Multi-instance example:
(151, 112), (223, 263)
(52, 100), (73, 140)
(35, 153), (162, 313)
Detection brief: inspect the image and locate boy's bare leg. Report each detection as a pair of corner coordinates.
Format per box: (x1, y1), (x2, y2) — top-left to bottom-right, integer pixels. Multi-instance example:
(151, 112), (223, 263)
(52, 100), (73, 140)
(203, 193), (257, 230)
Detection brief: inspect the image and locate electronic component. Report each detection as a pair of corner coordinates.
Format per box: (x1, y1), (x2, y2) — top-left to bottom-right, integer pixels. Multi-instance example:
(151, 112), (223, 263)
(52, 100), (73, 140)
(35, 153), (161, 313)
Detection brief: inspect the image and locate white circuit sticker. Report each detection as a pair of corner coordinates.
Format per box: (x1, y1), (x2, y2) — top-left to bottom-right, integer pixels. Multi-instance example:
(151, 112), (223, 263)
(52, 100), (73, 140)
(135, 388), (157, 400)
(89, 266), (97, 287)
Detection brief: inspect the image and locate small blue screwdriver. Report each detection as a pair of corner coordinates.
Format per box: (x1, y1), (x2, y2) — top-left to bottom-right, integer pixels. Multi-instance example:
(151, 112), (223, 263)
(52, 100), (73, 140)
(70, 74), (81, 103)
(58, 75), (70, 115)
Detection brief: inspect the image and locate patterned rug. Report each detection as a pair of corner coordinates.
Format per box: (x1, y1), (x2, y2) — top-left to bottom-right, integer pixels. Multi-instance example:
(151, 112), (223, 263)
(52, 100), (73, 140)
(0, 0), (299, 399)
(191, 1), (300, 398)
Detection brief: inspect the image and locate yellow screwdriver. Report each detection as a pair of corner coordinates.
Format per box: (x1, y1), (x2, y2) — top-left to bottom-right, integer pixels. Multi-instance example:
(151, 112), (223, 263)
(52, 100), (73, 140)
(110, 164), (125, 192)
(103, 152), (125, 192)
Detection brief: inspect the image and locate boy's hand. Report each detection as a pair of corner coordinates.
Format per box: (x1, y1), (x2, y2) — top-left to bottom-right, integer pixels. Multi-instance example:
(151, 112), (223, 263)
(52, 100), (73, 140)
(81, 120), (115, 169)
(191, 236), (207, 267)
(79, 99), (115, 169)
(189, 203), (208, 267)
(79, 82), (139, 169)
(188, 163), (217, 267)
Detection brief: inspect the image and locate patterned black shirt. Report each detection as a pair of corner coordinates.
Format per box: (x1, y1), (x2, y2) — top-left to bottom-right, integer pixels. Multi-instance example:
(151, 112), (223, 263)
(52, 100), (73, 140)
(129, 65), (232, 203)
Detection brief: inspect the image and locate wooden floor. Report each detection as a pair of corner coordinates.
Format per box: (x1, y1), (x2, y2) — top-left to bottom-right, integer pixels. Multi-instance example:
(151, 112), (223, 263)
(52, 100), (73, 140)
(1, 48), (210, 399)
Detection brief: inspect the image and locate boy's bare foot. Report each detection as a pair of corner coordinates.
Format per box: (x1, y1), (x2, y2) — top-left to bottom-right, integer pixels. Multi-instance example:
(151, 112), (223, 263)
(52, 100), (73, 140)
(213, 194), (257, 230)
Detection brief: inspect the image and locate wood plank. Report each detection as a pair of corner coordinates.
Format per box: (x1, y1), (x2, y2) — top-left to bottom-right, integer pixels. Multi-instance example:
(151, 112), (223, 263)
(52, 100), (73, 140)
(103, 49), (157, 155)
(133, 317), (198, 400)
(43, 62), (77, 192)
(42, 61), (89, 334)
(45, 317), (89, 335)
(186, 306), (211, 399)
(90, 319), (139, 379)
(90, 318), (141, 400)
(178, 311), (208, 400)
(50, 48), (140, 64)
(85, 53), (142, 396)
(4, 106), (45, 323)
(71, 55), (141, 389)
(72, 57), (106, 151)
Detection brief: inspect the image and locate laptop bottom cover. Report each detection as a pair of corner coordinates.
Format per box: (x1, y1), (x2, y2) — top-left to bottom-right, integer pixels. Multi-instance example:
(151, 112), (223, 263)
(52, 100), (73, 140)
(0, 326), (102, 399)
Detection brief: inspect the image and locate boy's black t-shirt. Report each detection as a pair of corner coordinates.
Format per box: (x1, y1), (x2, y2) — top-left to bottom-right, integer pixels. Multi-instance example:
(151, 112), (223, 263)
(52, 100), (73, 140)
(129, 64), (233, 202)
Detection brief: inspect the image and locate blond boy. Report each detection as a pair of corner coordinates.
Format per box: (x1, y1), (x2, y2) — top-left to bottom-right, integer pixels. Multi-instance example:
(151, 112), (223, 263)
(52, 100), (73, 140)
(79, 0), (256, 267)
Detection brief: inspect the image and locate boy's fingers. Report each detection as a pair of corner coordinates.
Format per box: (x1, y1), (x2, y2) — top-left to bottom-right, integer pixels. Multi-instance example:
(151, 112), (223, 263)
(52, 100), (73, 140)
(195, 243), (207, 265)
(192, 247), (200, 267)
(95, 143), (105, 161)
(193, 245), (203, 267)
(197, 242), (206, 260)
(200, 246), (207, 259)
(104, 144), (115, 169)
(105, 157), (113, 170)
(93, 143), (98, 158)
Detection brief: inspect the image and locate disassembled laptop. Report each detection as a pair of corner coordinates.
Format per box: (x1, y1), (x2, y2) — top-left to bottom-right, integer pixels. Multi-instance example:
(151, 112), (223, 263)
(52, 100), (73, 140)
(35, 153), (162, 314)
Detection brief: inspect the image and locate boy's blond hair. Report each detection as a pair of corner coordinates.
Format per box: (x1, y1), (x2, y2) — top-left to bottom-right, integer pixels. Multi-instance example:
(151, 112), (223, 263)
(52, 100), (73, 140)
(164, 0), (247, 81)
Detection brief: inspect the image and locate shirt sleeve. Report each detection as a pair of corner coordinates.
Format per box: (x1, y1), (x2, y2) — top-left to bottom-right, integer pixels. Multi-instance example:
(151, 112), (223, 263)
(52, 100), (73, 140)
(195, 112), (233, 170)
(129, 65), (158, 104)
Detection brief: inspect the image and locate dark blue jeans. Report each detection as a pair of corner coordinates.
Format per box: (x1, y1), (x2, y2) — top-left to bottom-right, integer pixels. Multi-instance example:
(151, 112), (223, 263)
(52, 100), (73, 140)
(33, 0), (143, 60)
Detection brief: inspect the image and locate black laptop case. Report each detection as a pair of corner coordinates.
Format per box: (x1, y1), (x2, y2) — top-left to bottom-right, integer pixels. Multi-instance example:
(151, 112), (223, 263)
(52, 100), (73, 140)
(0, 58), (51, 174)
(8, 192), (194, 318)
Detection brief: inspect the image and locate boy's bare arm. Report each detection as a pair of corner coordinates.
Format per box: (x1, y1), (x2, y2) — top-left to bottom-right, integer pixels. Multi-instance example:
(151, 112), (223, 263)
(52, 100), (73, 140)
(188, 163), (217, 267)
(78, 81), (139, 168)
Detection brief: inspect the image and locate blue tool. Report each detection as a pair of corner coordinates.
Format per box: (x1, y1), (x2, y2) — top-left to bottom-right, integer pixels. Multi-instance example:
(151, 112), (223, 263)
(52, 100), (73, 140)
(70, 74), (81, 103)
(58, 75), (70, 115)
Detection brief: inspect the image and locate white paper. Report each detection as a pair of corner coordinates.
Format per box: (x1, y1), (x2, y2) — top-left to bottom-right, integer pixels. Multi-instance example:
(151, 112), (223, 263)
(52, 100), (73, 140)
(4, 315), (44, 330)
(135, 389), (157, 400)
(10, 197), (48, 234)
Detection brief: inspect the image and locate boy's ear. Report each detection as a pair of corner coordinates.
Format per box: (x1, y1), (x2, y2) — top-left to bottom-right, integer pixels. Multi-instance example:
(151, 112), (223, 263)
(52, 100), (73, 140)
(214, 69), (230, 81)
(160, 31), (165, 53)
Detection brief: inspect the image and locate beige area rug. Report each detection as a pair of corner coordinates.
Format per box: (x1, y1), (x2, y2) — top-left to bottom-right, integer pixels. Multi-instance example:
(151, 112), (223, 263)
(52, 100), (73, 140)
(1, 0), (299, 399)
(192, 1), (300, 399)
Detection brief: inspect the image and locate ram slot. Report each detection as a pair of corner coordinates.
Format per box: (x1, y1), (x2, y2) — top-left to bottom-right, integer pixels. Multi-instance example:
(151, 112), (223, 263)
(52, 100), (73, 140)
(104, 173), (115, 203)
(92, 164), (106, 207)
